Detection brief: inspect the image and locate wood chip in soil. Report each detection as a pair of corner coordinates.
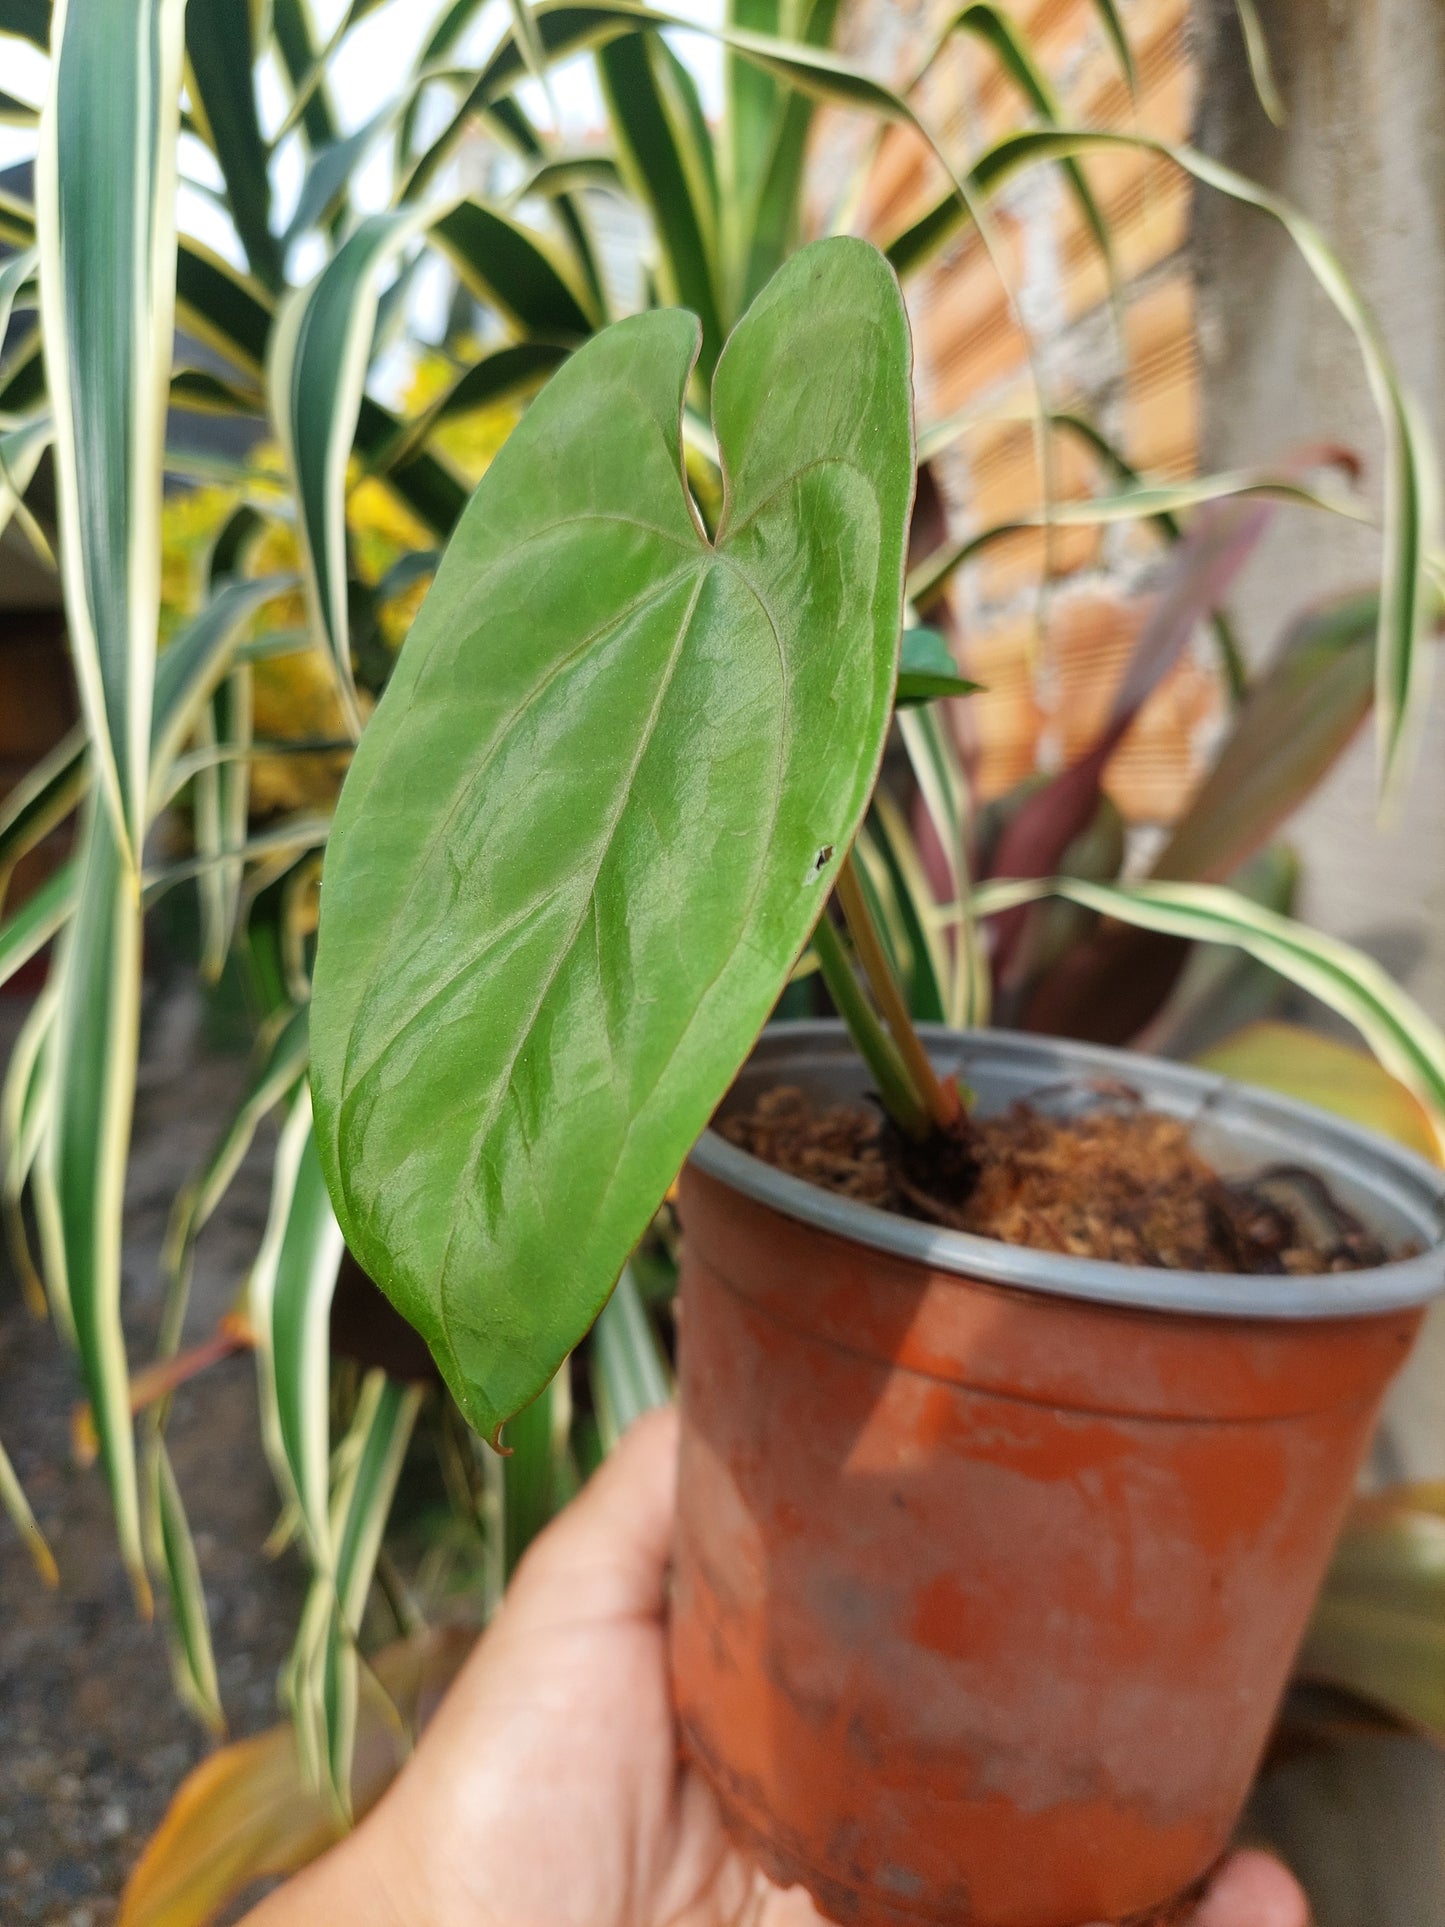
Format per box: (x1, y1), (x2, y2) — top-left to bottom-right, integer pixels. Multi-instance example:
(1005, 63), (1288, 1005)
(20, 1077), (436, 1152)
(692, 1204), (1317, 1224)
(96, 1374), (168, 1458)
(720, 1086), (1391, 1276)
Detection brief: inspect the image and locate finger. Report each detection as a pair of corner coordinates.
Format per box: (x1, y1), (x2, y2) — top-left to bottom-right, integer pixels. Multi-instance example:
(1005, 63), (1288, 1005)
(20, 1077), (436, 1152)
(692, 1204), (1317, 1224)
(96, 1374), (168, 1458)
(507, 1402), (681, 1622)
(1193, 1850), (1308, 1927)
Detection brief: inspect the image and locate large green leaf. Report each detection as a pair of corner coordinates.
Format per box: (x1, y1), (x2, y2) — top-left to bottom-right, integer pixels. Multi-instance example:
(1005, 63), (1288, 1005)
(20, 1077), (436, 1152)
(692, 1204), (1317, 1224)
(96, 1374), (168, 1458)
(311, 238), (913, 1439)
(37, 0), (189, 870)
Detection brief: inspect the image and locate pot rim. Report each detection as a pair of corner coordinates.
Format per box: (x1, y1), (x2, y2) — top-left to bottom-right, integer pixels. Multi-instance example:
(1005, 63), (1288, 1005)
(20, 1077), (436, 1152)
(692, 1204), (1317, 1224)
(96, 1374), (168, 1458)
(689, 1021), (1445, 1322)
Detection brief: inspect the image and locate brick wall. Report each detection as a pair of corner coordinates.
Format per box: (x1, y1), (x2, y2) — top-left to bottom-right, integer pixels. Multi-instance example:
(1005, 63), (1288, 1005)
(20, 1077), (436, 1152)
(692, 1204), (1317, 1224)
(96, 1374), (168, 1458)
(812, 0), (1214, 824)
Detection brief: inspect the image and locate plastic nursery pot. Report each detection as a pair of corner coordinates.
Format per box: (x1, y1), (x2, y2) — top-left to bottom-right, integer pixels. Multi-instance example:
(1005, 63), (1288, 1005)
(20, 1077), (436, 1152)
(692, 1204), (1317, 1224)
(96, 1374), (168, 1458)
(668, 1023), (1445, 1927)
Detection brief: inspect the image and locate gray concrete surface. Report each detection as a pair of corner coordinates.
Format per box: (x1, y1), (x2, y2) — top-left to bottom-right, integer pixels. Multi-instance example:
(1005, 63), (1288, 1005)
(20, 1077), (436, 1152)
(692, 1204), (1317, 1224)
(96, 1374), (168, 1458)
(1192, 10), (1445, 1890)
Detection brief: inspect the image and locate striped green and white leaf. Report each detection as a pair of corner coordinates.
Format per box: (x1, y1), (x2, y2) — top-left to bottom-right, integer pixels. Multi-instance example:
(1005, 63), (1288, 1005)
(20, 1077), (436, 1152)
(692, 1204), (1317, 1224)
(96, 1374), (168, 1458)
(597, 29), (724, 378)
(36, 0), (189, 869)
(34, 801), (148, 1606)
(192, 664), (253, 982)
(0, 0), (51, 52)
(971, 876), (1445, 1154)
(0, 725), (85, 915)
(0, 1434), (57, 1588)
(0, 858), (73, 991)
(160, 1003), (309, 1358)
(591, 1262), (672, 1453)
(249, 1087), (346, 1569)
(1, 981), (57, 1323)
(0, 242), (37, 364)
(0, 409), (54, 555)
(889, 125), (1439, 799)
(855, 797), (950, 1027)
(11, 555), (305, 1491)
(899, 704), (989, 1027)
(500, 1365), (574, 1574)
(1233, 0), (1286, 127)
(906, 463), (1369, 608)
(268, 210), (432, 737)
(925, 6), (1111, 277)
(287, 1371), (422, 1808)
(430, 199), (599, 342)
(184, 0), (280, 289)
(142, 1438), (224, 1732)
(150, 574), (300, 798)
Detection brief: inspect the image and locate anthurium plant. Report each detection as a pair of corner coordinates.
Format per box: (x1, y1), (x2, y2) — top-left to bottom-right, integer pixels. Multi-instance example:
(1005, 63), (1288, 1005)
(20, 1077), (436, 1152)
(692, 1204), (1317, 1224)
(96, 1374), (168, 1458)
(2, 3), (1445, 1908)
(311, 236), (918, 1440)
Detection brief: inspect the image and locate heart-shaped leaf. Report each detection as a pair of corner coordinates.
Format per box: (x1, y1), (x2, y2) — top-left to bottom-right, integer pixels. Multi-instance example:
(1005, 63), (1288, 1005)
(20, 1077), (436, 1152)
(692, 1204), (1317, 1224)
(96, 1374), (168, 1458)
(310, 237), (913, 1439)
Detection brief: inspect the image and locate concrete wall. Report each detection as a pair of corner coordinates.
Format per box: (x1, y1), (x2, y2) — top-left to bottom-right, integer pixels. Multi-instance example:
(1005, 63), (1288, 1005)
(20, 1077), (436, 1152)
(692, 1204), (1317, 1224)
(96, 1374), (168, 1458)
(1193, 0), (1445, 1025)
(1197, 23), (1445, 1920)
(1193, 0), (1445, 1487)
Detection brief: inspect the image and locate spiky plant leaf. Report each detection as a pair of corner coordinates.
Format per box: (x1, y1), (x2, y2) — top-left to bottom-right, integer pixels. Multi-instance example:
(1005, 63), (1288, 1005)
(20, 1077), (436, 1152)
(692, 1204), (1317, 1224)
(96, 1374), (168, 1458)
(36, 0), (188, 869)
(972, 875), (1445, 1145)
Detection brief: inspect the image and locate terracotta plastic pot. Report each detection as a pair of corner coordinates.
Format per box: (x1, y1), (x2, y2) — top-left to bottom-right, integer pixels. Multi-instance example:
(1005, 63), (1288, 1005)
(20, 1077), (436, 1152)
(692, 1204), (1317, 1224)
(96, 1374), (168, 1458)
(669, 1024), (1445, 1927)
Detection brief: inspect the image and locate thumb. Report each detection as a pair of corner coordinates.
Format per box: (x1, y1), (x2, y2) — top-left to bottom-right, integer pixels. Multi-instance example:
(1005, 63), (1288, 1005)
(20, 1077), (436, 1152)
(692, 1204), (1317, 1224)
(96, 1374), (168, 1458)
(504, 1402), (681, 1623)
(1193, 1851), (1309, 1927)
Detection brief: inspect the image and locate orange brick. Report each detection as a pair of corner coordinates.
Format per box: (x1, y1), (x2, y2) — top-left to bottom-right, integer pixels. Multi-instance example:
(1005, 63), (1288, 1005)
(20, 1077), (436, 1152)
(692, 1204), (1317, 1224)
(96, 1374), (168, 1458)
(953, 612), (1049, 799)
(1048, 592), (1219, 821)
(1124, 275), (1198, 477)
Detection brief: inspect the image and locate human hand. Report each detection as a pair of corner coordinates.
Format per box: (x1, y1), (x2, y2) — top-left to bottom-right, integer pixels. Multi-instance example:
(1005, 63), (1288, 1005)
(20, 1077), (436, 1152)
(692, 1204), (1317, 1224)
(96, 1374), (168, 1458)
(247, 1407), (1308, 1927)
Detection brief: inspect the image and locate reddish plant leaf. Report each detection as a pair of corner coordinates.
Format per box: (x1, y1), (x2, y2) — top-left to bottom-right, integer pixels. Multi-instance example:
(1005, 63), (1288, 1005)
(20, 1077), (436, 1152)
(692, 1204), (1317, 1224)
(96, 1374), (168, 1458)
(982, 495), (1276, 977)
(1153, 588), (1388, 883)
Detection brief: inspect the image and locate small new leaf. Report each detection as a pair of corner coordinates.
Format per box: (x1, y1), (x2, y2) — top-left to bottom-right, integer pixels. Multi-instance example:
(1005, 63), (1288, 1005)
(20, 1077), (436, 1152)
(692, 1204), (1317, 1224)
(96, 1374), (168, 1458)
(896, 625), (980, 705)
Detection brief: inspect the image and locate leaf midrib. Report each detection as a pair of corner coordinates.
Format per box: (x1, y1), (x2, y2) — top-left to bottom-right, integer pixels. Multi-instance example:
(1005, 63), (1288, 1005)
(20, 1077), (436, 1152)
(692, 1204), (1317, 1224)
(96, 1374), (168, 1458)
(334, 553), (703, 1120)
(428, 566), (713, 1415)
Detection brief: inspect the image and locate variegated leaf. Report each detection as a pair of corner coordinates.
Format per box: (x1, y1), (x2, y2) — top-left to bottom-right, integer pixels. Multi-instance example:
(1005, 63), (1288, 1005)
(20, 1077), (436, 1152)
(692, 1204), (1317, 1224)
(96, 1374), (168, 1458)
(37, 0), (188, 867)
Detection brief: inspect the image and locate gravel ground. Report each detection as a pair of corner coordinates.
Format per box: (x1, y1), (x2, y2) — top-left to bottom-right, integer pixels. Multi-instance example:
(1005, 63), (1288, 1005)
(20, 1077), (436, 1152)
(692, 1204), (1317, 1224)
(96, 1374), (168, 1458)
(0, 989), (306, 1925)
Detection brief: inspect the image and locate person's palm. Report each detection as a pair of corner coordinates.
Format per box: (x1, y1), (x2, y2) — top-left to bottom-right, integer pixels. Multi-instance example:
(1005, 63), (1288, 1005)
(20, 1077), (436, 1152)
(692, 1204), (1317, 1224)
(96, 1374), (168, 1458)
(253, 1407), (1307, 1927)
(366, 1407), (768, 1926)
